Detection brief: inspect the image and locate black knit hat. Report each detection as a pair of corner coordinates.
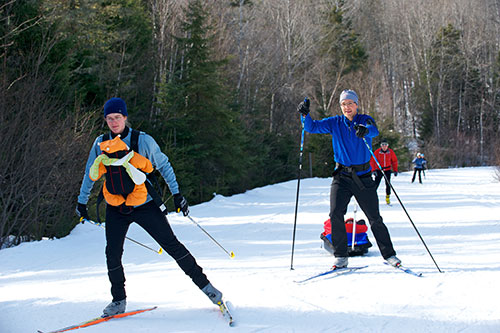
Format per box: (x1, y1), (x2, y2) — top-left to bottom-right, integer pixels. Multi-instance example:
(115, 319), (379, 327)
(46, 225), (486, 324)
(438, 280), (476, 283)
(104, 98), (128, 117)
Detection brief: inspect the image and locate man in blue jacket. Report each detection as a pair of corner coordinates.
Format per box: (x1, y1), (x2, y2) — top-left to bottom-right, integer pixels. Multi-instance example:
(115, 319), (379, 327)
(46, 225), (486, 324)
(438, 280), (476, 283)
(297, 90), (400, 269)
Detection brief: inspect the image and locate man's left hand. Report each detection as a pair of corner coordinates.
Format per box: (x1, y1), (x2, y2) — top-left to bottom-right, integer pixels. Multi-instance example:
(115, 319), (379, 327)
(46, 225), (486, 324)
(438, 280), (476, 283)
(354, 124), (369, 138)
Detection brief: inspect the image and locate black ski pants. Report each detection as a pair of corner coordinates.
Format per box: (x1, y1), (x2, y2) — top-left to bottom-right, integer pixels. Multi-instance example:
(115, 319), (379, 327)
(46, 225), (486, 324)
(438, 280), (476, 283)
(105, 201), (209, 302)
(374, 169), (392, 196)
(412, 168), (423, 183)
(329, 172), (396, 259)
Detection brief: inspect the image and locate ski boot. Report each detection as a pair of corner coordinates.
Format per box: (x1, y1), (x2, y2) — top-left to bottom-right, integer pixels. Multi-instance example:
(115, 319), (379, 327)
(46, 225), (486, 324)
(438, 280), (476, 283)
(102, 299), (126, 317)
(386, 255), (401, 267)
(202, 282), (223, 305)
(332, 256), (348, 269)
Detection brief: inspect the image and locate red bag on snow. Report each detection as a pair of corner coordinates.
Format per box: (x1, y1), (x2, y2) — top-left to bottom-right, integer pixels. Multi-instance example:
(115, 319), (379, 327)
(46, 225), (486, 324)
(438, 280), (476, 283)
(321, 218), (372, 256)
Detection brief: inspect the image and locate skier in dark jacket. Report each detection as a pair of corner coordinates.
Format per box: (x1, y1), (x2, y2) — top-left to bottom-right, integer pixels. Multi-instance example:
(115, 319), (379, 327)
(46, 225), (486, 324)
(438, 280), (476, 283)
(297, 90), (400, 269)
(411, 153), (427, 183)
(76, 97), (223, 317)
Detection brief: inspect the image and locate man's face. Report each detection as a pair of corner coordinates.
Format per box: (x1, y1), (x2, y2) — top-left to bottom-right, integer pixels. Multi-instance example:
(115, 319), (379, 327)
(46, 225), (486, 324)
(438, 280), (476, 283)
(105, 113), (127, 134)
(340, 99), (358, 121)
(381, 143), (388, 151)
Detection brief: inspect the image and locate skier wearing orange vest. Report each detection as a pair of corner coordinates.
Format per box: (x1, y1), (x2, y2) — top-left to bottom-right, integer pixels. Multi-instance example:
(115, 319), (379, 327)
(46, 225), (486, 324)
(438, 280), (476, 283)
(76, 97), (223, 317)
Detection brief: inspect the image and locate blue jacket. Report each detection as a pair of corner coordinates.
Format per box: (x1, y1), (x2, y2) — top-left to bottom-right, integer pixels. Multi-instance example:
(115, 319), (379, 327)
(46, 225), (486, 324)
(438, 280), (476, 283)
(303, 113), (378, 175)
(412, 157), (427, 169)
(78, 128), (179, 205)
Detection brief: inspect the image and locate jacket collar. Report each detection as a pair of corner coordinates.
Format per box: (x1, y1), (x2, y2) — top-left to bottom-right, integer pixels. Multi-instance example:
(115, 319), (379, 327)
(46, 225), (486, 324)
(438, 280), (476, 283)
(342, 113), (361, 128)
(110, 126), (130, 139)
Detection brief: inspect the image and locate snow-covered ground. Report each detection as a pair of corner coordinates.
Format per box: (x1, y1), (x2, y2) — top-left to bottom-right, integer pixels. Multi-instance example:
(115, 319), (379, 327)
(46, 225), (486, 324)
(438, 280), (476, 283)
(1, 167), (500, 332)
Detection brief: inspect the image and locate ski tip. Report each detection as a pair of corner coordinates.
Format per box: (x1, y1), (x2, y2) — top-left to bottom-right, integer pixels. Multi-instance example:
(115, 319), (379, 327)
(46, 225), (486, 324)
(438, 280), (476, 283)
(408, 270), (423, 277)
(384, 261), (423, 277)
(218, 300), (235, 327)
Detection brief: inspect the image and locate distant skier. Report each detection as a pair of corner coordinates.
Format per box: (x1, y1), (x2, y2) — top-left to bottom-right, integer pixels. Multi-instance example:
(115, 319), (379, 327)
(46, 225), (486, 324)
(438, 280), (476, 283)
(411, 153), (427, 184)
(421, 154), (427, 179)
(76, 97), (223, 317)
(297, 90), (400, 269)
(370, 140), (398, 205)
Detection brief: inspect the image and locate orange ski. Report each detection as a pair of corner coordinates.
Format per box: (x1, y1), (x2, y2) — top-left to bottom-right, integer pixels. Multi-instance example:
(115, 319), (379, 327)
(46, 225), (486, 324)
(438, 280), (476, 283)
(37, 306), (157, 333)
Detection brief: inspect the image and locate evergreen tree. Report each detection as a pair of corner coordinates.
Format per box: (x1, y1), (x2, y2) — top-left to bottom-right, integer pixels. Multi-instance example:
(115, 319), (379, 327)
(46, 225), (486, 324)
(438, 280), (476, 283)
(307, 1), (368, 177)
(425, 24), (466, 143)
(44, 0), (153, 109)
(320, 1), (367, 78)
(156, 0), (248, 203)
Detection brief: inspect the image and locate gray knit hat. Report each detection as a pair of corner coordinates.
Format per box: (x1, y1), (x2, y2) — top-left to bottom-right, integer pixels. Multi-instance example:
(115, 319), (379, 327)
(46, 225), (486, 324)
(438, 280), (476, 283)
(339, 90), (359, 104)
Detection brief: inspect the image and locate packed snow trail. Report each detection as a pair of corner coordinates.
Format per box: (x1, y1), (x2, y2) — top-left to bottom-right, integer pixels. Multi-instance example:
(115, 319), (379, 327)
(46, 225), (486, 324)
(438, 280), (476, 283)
(1, 167), (500, 332)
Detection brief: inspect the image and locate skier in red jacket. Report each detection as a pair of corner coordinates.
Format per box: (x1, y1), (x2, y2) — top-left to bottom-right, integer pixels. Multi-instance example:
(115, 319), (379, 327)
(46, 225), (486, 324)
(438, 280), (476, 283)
(370, 140), (398, 205)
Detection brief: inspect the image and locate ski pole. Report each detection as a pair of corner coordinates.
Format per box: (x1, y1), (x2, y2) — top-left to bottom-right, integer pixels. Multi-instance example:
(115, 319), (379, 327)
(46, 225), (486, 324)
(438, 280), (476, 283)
(351, 202), (357, 251)
(81, 218), (163, 254)
(290, 98), (308, 270)
(362, 138), (442, 273)
(185, 215), (235, 259)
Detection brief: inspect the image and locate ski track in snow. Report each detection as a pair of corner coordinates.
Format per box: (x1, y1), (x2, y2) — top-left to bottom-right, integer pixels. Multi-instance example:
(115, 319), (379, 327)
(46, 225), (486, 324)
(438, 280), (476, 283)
(1, 167), (500, 332)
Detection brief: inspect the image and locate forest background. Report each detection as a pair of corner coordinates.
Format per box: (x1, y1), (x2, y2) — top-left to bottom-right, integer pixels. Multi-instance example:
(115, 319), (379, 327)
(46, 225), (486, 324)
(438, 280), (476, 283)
(1, 0), (499, 248)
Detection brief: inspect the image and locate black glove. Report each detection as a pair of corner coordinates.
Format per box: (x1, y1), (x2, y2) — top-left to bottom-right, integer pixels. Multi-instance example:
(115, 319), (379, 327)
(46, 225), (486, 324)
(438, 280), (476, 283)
(354, 124), (369, 138)
(394, 172), (398, 177)
(174, 193), (189, 216)
(75, 203), (89, 221)
(297, 98), (310, 116)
